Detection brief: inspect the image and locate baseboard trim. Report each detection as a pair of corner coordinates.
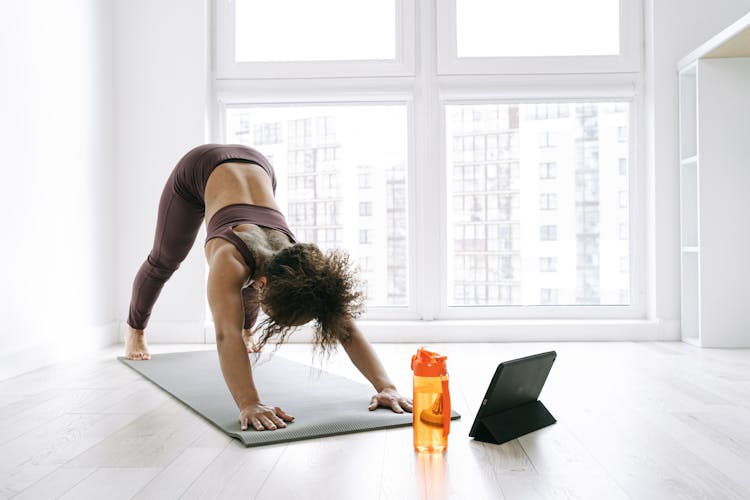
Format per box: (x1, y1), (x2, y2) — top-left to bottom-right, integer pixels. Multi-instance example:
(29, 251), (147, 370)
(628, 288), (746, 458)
(355, 318), (681, 342)
(0, 322), (119, 381)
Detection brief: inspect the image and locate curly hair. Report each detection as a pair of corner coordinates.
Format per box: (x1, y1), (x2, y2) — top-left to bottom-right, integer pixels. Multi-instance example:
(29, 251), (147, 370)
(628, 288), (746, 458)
(252, 243), (365, 357)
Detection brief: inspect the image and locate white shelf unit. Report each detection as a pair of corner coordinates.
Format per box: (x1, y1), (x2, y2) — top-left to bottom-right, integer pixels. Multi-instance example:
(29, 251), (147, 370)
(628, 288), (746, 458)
(678, 11), (750, 348)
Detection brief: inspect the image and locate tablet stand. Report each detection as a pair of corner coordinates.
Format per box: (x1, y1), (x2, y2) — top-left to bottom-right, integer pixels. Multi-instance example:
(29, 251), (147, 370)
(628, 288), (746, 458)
(472, 400), (556, 445)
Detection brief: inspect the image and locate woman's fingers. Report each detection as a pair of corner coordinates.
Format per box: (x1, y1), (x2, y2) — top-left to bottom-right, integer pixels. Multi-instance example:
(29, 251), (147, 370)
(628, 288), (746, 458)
(270, 414), (287, 429)
(259, 415), (277, 430)
(390, 400), (404, 414)
(274, 407), (295, 422)
(369, 392), (413, 414)
(239, 404), (294, 431)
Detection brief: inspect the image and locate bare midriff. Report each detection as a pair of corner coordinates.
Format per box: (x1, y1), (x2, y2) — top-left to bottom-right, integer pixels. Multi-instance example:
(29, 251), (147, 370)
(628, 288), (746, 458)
(204, 161), (281, 226)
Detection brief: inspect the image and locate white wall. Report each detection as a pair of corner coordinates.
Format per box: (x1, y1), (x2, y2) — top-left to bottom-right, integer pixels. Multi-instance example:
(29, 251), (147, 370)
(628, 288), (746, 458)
(0, 0), (116, 378)
(644, 0), (750, 337)
(113, 0), (210, 343)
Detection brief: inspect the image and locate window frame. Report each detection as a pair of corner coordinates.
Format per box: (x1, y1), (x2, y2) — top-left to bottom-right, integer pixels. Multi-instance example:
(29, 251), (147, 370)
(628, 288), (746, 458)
(436, 0), (642, 75)
(214, 94), (421, 320)
(440, 92), (645, 320)
(215, 0), (416, 79)
(212, 0), (647, 322)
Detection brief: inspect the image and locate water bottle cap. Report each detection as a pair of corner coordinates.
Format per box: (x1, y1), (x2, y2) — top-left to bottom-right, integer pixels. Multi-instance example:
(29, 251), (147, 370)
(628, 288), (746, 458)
(411, 347), (447, 377)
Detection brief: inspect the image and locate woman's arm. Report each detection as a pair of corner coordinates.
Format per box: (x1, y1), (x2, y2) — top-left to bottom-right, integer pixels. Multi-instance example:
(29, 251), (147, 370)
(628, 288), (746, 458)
(339, 319), (413, 413)
(207, 250), (293, 430)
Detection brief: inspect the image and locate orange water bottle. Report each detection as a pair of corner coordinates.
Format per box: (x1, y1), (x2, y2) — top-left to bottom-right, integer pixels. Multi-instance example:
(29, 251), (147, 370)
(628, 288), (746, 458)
(411, 347), (451, 453)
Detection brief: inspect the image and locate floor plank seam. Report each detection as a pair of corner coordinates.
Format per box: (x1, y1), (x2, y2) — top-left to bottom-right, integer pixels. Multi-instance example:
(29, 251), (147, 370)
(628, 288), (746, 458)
(176, 442), (236, 499)
(58, 468), (99, 499)
(251, 444), (289, 500)
(377, 429), (388, 500)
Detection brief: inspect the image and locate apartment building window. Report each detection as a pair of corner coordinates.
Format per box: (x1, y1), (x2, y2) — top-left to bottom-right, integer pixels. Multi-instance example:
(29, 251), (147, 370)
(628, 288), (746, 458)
(540, 257), (557, 273)
(359, 202), (373, 217)
(540, 162), (557, 179)
(540, 288), (559, 305)
(358, 171), (372, 189)
(539, 131), (556, 148)
(540, 225), (558, 241)
(253, 122), (282, 145)
(540, 193), (557, 211)
(525, 103), (571, 120)
(360, 256), (374, 272)
(359, 229), (372, 245)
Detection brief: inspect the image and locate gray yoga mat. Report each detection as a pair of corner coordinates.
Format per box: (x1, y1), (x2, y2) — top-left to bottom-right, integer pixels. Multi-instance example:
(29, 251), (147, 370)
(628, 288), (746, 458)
(118, 350), (460, 447)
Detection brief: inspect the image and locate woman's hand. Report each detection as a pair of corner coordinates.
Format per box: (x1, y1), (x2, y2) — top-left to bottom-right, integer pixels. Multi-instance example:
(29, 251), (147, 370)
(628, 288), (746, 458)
(368, 387), (414, 414)
(239, 403), (294, 431)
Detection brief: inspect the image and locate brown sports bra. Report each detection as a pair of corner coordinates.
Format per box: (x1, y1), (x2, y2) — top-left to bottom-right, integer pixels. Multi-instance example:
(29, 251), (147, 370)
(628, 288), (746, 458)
(205, 203), (297, 284)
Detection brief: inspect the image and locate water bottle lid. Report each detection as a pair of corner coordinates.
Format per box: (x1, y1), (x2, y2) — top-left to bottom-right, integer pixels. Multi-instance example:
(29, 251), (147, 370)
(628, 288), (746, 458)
(411, 347), (447, 377)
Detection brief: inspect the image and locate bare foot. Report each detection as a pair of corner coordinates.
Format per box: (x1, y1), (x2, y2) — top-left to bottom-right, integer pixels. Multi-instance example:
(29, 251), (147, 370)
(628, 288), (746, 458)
(242, 329), (262, 353)
(126, 326), (151, 360)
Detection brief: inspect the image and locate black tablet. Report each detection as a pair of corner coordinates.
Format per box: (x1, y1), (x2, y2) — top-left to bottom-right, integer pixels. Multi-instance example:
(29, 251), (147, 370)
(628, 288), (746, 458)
(469, 351), (557, 439)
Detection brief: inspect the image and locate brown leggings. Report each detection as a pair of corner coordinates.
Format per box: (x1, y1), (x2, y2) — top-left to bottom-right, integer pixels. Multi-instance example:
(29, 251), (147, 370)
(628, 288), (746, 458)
(127, 169), (259, 331)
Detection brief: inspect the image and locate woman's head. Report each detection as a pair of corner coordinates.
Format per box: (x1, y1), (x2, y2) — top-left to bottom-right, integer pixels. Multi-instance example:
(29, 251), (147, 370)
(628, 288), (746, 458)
(253, 243), (365, 355)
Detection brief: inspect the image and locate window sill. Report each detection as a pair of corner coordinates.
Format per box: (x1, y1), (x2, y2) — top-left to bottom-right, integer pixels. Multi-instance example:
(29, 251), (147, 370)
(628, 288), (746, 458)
(279, 318), (679, 343)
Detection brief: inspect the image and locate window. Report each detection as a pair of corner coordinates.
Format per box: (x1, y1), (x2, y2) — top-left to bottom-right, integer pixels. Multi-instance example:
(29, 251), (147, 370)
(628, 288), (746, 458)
(540, 162), (557, 179)
(226, 105), (408, 307)
(218, 1), (642, 319)
(359, 229), (372, 245)
(578, 206), (600, 235)
(457, 0), (618, 58)
(437, 0), (642, 74)
(359, 171), (372, 189)
(253, 122), (282, 145)
(235, 1), (395, 62)
(446, 102), (632, 307)
(216, 0), (416, 78)
(539, 132), (556, 148)
(540, 225), (558, 241)
(526, 104), (570, 121)
(540, 257), (557, 273)
(359, 202), (373, 217)
(360, 256), (374, 272)
(540, 193), (557, 211)
(540, 288), (559, 305)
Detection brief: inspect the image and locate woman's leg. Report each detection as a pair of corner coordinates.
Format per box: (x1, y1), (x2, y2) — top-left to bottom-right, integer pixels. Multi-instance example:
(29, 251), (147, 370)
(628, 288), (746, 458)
(127, 171), (204, 334)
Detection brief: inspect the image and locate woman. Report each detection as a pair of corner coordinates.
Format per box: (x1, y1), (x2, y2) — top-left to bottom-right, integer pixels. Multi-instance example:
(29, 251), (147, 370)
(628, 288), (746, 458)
(126, 144), (413, 432)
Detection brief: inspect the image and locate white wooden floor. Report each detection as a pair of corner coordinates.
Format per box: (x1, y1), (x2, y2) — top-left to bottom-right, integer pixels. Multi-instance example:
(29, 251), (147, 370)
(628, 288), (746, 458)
(1, 341), (749, 500)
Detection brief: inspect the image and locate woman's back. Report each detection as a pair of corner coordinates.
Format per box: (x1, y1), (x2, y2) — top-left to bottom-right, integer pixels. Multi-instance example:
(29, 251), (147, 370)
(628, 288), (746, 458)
(204, 161), (281, 226)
